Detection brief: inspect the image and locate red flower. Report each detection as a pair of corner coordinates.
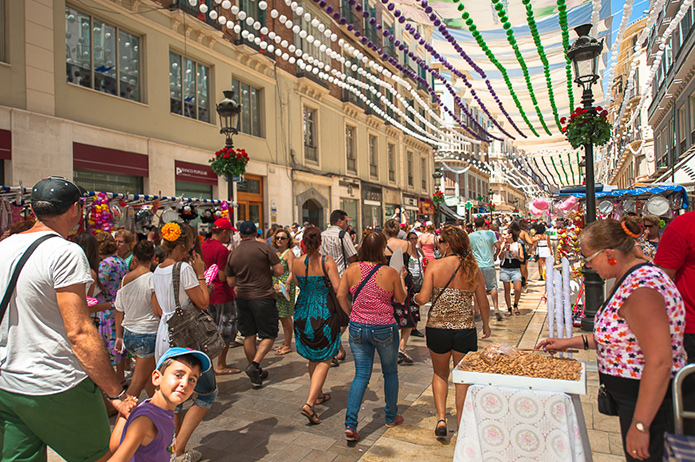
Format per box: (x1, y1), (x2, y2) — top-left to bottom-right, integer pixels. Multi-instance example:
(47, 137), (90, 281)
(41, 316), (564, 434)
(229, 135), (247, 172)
(560, 117), (566, 124)
(223, 153), (230, 159)
(236, 152), (242, 158)
(596, 106), (603, 112)
(601, 110), (608, 117)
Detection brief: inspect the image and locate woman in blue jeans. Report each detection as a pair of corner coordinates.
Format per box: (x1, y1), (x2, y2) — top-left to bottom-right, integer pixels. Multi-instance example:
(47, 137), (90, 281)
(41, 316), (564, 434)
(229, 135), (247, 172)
(337, 232), (408, 442)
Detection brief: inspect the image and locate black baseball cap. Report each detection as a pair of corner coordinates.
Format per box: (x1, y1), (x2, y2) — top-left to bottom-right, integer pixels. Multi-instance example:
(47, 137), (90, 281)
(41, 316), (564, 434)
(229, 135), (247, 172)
(239, 221), (258, 235)
(31, 176), (89, 212)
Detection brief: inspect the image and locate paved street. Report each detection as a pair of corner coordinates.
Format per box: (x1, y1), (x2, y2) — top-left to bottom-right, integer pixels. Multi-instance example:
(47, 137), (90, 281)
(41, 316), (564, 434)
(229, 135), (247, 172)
(50, 268), (624, 461)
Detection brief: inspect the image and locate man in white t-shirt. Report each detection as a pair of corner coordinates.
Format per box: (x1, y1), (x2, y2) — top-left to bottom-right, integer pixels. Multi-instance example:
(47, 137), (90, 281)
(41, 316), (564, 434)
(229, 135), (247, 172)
(0, 177), (136, 461)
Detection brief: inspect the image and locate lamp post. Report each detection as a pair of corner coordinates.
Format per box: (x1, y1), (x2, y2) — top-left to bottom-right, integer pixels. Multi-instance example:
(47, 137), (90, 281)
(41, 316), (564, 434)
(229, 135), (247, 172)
(567, 24), (605, 332)
(216, 90), (242, 148)
(432, 167), (443, 227)
(488, 188), (494, 224)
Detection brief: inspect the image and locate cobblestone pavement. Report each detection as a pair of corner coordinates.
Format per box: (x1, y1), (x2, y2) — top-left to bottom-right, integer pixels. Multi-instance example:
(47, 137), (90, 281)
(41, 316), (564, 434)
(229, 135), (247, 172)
(49, 266), (624, 461)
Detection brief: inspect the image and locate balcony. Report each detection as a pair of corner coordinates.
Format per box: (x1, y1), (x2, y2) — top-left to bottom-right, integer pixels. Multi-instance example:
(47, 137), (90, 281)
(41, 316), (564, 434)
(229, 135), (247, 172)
(296, 69), (329, 89)
(365, 27), (381, 49)
(178, 0), (223, 31)
(342, 88), (363, 108)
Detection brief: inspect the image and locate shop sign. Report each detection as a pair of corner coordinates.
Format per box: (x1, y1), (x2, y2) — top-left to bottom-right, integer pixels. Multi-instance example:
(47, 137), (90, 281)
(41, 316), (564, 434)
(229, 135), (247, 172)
(362, 186), (382, 202)
(175, 160), (218, 186)
(418, 197), (435, 215)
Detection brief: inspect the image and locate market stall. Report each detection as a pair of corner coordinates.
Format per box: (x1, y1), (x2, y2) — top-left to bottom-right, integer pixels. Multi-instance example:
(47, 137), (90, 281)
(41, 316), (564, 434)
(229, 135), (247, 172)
(452, 344), (591, 462)
(0, 185), (236, 237)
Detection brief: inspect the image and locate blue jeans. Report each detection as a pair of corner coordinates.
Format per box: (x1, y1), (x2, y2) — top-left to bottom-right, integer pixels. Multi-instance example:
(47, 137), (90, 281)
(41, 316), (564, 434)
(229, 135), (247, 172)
(345, 322), (399, 430)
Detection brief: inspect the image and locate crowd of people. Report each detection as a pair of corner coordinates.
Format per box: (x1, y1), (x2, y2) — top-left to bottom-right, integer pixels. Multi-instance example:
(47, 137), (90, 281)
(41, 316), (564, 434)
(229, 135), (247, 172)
(1, 176), (694, 462)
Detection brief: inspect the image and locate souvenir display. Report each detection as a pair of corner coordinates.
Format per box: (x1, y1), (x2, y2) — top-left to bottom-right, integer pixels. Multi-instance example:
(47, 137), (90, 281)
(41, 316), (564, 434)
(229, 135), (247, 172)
(645, 195), (670, 216)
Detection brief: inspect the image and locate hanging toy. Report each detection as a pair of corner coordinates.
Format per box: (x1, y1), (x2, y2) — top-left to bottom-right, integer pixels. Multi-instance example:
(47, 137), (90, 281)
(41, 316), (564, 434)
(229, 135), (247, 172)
(87, 192), (114, 235)
(220, 201), (230, 219)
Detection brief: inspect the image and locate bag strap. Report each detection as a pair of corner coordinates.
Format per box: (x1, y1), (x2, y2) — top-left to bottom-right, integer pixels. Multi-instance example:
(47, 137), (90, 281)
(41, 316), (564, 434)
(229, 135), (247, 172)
(596, 262), (652, 318)
(338, 230), (348, 273)
(352, 263), (383, 302)
(172, 262), (182, 310)
(321, 255), (334, 290)
(430, 258), (464, 311)
(0, 234), (60, 323)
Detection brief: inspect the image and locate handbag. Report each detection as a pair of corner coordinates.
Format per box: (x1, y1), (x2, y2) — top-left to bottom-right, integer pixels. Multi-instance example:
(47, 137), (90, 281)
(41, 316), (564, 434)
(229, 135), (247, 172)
(412, 255), (424, 292)
(166, 262), (225, 359)
(321, 256), (350, 328)
(0, 234), (59, 323)
(597, 383), (619, 416)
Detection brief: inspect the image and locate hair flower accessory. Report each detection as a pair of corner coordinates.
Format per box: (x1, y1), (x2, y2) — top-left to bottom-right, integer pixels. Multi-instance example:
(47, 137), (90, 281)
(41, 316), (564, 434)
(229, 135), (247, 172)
(162, 222), (182, 242)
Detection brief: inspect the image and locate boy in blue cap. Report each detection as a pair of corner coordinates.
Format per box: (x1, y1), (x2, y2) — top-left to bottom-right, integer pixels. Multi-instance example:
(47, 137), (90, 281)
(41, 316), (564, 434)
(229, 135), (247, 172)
(107, 348), (211, 461)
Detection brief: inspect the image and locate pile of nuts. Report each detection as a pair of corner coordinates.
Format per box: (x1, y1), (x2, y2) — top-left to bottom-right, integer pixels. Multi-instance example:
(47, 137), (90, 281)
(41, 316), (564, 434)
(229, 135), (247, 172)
(457, 343), (582, 381)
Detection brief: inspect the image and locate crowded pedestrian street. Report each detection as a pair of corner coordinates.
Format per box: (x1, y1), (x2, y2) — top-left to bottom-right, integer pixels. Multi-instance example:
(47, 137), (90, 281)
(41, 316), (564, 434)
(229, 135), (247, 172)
(3, 0), (695, 461)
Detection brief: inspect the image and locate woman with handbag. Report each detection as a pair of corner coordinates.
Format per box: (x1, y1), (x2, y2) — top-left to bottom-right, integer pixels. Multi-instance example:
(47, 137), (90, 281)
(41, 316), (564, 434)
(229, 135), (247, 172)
(272, 228), (296, 356)
(153, 222), (216, 462)
(288, 226), (342, 425)
(383, 219), (419, 365)
(415, 225), (491, 438)
(337, 232), (408, 442)
(537, 218), (685, 462)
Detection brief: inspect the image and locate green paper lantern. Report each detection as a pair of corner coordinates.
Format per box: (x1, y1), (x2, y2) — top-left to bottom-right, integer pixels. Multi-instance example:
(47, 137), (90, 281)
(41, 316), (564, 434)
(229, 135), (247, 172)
(469, 24), (477, 32)
(465, 18), (473, 26)
(494, 3), (504, 11)
(457, 3), (464, 10)
(503, 22), (511, 29)
(506, 29), (514, 36)
(462, 11), (469, 19)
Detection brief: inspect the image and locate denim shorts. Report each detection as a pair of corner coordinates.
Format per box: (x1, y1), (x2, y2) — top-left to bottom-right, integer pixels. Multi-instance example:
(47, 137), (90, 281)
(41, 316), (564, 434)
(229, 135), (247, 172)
(123, 329), (156, 358)
(480, 267), (498, 293)
(499, 267), (522, 283)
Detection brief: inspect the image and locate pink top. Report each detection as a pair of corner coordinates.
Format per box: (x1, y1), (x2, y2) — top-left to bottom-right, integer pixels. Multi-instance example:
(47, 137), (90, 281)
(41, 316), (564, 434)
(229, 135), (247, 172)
(594, 264), (686, 379)
(349, 263), (395, 325)
(418, 234), (437, 263)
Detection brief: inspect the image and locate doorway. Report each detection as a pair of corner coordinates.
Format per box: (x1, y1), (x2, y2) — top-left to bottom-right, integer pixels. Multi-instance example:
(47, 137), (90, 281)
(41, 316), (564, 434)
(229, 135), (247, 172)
(236, 174), (264, 232)
(301, 199), (322, 227)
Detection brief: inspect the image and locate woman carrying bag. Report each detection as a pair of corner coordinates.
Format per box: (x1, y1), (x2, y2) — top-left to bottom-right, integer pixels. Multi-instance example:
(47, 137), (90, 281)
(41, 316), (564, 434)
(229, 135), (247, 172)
(153, 222), (216, 462)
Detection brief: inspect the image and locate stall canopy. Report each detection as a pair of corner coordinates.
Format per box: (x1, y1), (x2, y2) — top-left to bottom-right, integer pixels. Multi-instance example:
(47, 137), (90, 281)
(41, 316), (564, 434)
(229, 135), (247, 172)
(441, 204), (465, 221)
(552, 185), (690, 210)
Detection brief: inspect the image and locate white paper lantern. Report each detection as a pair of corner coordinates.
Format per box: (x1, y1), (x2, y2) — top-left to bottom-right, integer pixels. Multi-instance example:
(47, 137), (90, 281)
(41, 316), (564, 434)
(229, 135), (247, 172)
(237, 11), (246, 20)
(278, 14), (286, 23)
(226, 20), (234, 28)
(260, 41), (268, 49)
(267, 44), (274, 52)
(312, 19), (320, 27)
(286, 20), (293, 28)
(199, 4), (208, 13)
(292, 25), (300, 33)
(258, 1), (268, 10)
(231, 5), (239, 14)
(330, 33), (337, 42)
(299, 30), (307, 38)
(233, 24), (242, 33)
(254, 37), (262, 45)
(270, 9), (279, 18)
(296, 6), (304, 16)
(208, 9), (217, 19)
(304, 12), (311, 22)
(282, 53), (289, 60)
(318, 24), (325, 32)
(289, 56), (296, 64)
(246, 17), (254, 26)
(241, 30), (249, 38)
(218, 15), (226, 24)
(319, 44), (327, 52)
(281, 39), (288, 47)
(288, 44), (296, 52)
(307, 35), (314, 43)
(277, 48), (284, 57)
(221, 0), (232, 8)
(253, 22), (261, 30)
(260, 27), (268, 35)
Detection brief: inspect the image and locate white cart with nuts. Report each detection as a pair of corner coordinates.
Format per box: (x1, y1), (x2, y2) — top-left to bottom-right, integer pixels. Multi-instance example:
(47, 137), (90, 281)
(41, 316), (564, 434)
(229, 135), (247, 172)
(452, 361), (592, 462)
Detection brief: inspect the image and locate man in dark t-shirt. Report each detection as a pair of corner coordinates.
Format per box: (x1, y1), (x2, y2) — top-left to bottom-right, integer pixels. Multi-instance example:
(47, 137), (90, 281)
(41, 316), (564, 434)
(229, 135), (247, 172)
(226, 221), (283, 388)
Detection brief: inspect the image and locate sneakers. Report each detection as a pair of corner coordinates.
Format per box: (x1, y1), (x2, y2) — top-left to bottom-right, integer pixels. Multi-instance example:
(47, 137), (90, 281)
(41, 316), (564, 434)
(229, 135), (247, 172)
(398, 350), (414, 365)
(385, 415), (404, 428)
(411, 329), (425, 338)
(245, 363), (263, 388)
(260, 368), (269, 380)
(175, 450), (202, 462)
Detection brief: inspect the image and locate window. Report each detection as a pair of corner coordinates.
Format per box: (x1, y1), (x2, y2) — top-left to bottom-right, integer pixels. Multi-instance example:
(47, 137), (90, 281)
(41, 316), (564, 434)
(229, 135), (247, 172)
(0, 0), (5, 63)
(421, 158), (427, 189)
(73, 169), (143, 195)
(303, 107), (317, 162)
(232, 78), (262, 137)
(678, 105), (687, 147)
(294, 3), (331, 67)
(407, 151), (413, 187)
(169, 52), (210, 122)
(369, 134), (378, 178)
(346, 125), (356, 173)
(65, 7), (141, 101)
(388, 143), (395, 183)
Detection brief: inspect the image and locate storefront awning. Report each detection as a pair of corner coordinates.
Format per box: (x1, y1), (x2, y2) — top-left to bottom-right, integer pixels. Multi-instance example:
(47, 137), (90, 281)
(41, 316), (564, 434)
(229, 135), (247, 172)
(441, 204), (465, 221)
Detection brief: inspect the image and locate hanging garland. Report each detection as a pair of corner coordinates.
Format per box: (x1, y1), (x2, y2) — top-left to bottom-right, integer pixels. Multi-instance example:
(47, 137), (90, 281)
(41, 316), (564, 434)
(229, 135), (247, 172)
(405, 0), (527, 138)
(548, 156), (565, 185)
(567, 152), (575, 184)
(488, 0), (552, 135)
(454, 0), (540, 137)
(522, 0), (563, 131)
(556, 0), (575, 111)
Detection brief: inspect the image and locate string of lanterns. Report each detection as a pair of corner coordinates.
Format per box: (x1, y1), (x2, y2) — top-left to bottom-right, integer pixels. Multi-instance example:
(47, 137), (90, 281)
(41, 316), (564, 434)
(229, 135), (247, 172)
(313, 0), (499, 142)
(189, 0), (480, 145)
(557, 0), (575, 111)
(603, 0), (636, 109)
(523, 0), (563, 131)
(487, 0), (553, 136)
(453, 0), (541, 137)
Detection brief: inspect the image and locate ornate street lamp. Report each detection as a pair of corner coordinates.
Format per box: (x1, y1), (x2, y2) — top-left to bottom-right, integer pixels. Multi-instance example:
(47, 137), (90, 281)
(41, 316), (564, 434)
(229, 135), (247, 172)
(567, 24), (605, 332)
(216, 90), (242, 148)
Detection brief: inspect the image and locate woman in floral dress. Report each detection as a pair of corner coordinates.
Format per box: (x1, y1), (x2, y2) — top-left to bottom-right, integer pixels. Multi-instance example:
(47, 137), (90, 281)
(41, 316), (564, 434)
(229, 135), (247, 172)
(96, 232), (129, 381)
(272, 228), (296, 355)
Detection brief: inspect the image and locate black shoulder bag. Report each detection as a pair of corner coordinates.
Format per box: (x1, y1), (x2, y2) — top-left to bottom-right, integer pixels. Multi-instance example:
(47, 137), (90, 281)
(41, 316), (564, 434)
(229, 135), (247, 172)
(166, 262), (225, 359)
(321, 256), (350, 328)
(0, 234), (60, 323)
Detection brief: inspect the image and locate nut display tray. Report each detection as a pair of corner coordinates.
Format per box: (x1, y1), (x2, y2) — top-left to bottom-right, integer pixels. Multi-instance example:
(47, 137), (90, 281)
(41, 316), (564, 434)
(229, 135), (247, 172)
(452, 359), (587, 395)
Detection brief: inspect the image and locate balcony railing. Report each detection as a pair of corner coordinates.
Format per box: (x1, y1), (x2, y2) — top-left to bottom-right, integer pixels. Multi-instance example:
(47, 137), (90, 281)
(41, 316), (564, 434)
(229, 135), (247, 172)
(365, 27), (380, 49)
(178, 0), (223, 31)
(342, 88), (362, 107)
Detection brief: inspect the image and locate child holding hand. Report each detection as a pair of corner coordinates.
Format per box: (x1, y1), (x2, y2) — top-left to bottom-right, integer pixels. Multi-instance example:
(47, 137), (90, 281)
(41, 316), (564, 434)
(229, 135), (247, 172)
(107, 347), (211, 462)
